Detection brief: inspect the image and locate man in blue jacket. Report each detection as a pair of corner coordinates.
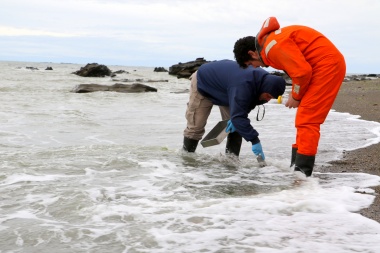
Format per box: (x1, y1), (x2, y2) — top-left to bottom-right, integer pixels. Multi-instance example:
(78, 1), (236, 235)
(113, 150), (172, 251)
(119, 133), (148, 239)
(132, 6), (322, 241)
(183, 59), (286, 159)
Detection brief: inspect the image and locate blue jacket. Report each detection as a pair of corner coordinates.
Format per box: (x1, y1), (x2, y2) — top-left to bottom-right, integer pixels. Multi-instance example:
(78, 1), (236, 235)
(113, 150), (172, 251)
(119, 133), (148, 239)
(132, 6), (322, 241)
(197, 60), (285, 144)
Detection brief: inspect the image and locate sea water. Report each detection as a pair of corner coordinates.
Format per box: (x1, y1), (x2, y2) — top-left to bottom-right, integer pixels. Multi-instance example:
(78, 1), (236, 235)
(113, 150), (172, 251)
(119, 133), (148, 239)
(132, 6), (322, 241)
(0, 61), (380, 253)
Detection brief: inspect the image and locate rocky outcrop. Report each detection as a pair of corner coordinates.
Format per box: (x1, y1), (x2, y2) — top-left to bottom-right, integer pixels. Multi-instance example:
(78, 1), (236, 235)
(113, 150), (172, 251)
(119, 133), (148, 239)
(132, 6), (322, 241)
(269, 71), (380, 84)
(269, 71), (292, 86)
(71, 83), (157, 93)
(344, 74), (380, 82)
(169, 58), (210, 79)
(154, 67), (168, 72)
(73, 63), (112, 77)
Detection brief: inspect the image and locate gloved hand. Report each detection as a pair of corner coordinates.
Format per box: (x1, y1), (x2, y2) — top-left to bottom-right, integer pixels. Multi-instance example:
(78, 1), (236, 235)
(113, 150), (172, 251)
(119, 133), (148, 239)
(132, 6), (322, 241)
(252, 142), (265, 160)
(225, 120), (236, 133)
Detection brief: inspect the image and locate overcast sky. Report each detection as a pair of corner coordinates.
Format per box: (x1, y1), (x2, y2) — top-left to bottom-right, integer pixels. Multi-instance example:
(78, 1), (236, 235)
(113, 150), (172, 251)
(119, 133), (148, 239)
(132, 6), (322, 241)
(1, 0), (379, 73)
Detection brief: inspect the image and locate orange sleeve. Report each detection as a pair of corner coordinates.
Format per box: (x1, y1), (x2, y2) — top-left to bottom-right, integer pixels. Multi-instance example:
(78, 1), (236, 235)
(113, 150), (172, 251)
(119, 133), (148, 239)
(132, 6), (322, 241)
(265, 38), (312, 101)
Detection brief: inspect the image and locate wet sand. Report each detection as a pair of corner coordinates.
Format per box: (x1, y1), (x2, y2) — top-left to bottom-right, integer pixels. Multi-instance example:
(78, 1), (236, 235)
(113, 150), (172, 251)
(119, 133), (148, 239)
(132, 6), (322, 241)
(317, 79), (380, 223)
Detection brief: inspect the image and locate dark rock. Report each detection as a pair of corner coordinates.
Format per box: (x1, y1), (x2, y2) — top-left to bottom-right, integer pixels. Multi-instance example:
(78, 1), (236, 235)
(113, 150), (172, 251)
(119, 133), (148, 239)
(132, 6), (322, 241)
(171, 89), (189, 94)
(169, 58), (210, 79)
(45, 67), (53, 70)
(270, 71), (292, 85)
(154, 67), (168, 72)
(177, 71), (193, 79)
(113, 70), (129, 74)
(26, 66), (39, 70)
(73, 63), (112, 77)
(270, 71), (288, 78)
(71, 83), (157, 93)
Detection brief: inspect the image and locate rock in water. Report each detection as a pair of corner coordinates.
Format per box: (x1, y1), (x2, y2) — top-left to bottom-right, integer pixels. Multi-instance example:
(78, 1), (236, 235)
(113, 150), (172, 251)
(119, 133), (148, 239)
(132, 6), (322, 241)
(71, 83), (158, 93)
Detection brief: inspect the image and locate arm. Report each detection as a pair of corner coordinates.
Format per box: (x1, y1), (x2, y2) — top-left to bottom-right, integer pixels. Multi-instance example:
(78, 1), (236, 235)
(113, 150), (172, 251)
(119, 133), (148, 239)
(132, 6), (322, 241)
(228, 85), (260, 144)
(285, 95), (300, 108)
(227, 79), (269, 160)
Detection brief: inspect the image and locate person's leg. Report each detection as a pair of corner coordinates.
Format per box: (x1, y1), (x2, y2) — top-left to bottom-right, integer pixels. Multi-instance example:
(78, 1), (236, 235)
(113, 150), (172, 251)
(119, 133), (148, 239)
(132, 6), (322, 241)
(219, 106), (242, 156)
(294, 55), (346, 176)
(219, 106), (230, 121)
(290, 144), (298, 167)
(183, 72), (213, 152)
(225, 132), (243, 156)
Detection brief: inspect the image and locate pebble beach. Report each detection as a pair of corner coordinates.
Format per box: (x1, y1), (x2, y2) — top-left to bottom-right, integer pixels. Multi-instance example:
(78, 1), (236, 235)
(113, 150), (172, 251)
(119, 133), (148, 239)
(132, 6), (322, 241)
(319, 78), (380, 223)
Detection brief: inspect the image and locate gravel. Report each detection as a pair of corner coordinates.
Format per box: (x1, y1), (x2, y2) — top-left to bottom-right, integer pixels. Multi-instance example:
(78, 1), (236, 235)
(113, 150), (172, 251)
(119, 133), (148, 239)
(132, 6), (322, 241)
(317, 79), (380, 222)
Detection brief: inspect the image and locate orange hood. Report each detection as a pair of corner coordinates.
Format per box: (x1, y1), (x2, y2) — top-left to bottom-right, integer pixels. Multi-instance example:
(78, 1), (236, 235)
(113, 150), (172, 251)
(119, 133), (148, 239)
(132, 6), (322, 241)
(255, 17), (280, 62)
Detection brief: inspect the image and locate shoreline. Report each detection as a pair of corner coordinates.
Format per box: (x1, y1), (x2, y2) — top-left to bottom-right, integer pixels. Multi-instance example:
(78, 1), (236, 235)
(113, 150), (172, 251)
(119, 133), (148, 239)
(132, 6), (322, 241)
(317, 79), (380, 223)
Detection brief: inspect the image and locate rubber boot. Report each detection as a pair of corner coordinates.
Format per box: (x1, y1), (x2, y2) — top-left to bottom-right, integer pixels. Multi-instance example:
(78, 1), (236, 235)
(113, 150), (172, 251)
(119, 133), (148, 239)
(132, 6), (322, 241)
(225, 132), (242, 156)
(290, 147), (298, 167)
(183, 137), (199, 152)
(294, 153), (315, 177)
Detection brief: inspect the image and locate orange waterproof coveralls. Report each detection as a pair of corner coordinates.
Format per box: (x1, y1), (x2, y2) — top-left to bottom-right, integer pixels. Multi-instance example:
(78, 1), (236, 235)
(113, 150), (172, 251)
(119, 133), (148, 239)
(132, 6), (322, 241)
(256, 17), (346, 156)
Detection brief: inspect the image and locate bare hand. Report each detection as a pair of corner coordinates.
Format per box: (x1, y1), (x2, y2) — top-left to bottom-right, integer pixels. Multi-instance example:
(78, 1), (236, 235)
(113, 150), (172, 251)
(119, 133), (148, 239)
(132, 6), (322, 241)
(285, 96), (300, 108)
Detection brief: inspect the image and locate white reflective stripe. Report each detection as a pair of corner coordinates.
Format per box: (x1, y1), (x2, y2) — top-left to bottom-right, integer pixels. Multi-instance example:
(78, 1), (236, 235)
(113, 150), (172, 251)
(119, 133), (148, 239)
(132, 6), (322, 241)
(294, 84), (300, 94)
(263, 17), (271, 28)
(275, 29), (281, 35)
(265, 40), (277, 56)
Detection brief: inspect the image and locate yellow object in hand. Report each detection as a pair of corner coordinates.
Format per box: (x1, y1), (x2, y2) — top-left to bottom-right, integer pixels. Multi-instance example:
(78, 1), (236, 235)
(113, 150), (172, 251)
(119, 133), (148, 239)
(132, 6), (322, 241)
(278, 96), (282, 104)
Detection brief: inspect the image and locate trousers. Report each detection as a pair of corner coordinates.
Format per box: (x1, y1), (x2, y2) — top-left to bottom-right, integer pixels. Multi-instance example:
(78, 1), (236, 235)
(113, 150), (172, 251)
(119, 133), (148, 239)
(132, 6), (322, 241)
(294, 54), (346, 155)
(183, 72), (230, 140)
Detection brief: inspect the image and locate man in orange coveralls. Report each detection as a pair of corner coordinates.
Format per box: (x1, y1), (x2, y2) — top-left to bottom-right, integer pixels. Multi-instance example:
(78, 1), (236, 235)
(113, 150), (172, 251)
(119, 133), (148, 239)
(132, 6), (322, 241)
(233, 17), (346, 177)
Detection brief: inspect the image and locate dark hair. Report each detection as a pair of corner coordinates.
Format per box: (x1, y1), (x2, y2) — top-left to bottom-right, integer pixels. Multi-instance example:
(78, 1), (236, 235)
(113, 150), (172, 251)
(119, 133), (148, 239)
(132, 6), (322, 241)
(233, 36), (257, 68)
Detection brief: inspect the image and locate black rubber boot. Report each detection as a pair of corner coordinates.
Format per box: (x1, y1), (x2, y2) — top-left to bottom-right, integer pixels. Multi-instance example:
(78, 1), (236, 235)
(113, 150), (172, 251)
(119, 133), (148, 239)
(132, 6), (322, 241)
(294, 153), (315, 177)
(290, 147), (298, 167)
(225, 132), (242, 156)
(183, 137), (199, 152)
